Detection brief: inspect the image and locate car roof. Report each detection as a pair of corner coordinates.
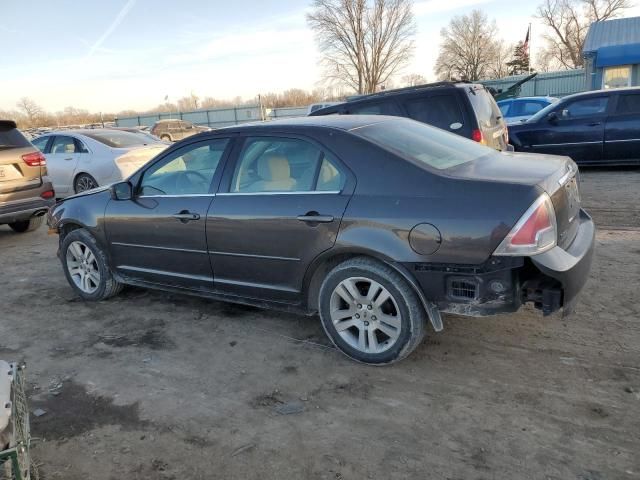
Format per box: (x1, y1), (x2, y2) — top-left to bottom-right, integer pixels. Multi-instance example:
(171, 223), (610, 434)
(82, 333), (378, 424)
(215, 115), (393, 134)
(39, 128), (127, 136)
(560, 86), (640, 102)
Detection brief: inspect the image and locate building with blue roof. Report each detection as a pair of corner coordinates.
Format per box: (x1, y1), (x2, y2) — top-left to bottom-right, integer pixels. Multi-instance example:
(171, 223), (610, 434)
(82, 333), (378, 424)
(583, 16), (640, 90)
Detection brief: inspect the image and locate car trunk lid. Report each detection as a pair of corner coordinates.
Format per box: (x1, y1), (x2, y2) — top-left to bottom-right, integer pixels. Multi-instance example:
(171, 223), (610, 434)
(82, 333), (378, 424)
(0, 146), (43, 195)
(448, 151), (582, 249)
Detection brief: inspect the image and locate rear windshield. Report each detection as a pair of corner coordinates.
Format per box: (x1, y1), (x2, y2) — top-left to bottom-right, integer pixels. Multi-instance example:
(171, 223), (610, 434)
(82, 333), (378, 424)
(0, 125), (30, 150)
(466, 87), (502, 128)
(84, 130), (156, 148)
(352, 118), (492, 170)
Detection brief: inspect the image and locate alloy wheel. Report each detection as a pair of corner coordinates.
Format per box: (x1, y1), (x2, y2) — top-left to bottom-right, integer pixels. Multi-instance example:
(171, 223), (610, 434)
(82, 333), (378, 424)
(329, 276), (402, 354)
(76, 175), (97, 192)
(66, 241), (101, 294)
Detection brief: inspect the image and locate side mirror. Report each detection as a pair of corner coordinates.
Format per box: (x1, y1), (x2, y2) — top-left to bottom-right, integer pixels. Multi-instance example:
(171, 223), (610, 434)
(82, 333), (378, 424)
(547, 112), (559, 124)
(111, 181), (132, 201)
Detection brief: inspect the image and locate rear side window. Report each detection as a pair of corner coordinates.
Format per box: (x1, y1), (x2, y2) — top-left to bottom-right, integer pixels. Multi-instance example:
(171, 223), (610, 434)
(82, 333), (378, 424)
(404, 95), (465, 131)
(615, 94), (640, 114)
(0, 126), (30, 149)
(231, 137), (345, 193)
(348, 102), (401, 116)
(353, 118), (492, 170)
(467, 87), (502, 128)
(498, 101), (511, 116)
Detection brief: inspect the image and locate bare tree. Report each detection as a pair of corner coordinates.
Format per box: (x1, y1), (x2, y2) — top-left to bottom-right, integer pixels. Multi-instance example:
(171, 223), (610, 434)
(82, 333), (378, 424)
(402, 73), (427, 86)
(536, 0), (633, 69)
(307, 0), (416, 94)
(487, 42), (514, 79)
(435, 10), (501, 81)
(15, 97), (43, 127)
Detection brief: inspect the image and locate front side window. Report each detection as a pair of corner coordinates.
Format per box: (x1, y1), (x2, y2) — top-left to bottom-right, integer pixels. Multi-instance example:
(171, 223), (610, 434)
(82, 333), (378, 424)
(231, 137), (345, 193)
(140, 139), (229, 196)
(603, 66), (631, 89)
(50, 136), (78, 154)
(562, 97), (608, 118)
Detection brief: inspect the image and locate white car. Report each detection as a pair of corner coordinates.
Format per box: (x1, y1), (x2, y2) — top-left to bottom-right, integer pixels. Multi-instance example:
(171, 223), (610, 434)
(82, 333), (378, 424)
(32, 129), (168, 197)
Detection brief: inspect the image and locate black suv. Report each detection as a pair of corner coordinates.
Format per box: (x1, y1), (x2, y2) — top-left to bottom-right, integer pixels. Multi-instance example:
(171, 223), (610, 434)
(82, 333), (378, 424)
(309, 82), (509, 151)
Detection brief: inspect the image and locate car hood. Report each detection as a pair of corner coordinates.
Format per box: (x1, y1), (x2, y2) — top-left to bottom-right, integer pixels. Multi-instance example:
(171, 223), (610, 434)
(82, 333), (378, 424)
(446, 151), (574, 196)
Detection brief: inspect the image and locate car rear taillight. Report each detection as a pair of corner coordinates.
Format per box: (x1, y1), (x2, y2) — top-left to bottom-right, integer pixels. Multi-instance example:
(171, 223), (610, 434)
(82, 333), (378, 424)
(22, 151), (46, 167)
(40, 190), (55, 199)
(471, 129), (486, 145)
(493, 193), (557, 256)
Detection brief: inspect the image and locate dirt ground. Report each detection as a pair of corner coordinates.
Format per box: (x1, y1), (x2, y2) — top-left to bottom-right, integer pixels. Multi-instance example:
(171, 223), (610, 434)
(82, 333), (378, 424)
(1, 168), (639, 480)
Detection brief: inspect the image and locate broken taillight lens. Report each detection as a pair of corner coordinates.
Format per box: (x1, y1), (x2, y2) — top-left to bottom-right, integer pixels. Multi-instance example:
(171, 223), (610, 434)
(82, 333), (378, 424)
(493, 193), (557, 256)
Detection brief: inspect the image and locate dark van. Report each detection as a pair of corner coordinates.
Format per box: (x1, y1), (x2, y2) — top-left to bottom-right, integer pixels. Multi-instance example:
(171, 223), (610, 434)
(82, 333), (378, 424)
(309, 82), (509, 150)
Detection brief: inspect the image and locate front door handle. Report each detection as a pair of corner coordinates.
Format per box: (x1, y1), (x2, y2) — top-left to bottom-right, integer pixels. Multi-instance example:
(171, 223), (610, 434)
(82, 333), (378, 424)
(173, 211), (201, 223)
(64, 157), (74, 161)
(297, 212), (334, 224)
(587, 122), (601, 126)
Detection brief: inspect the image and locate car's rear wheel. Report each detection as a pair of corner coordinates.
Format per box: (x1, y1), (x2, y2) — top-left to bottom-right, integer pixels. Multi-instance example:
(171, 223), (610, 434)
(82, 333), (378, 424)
(318, 257), (427, 365)
(8, 216), (44, 233)
(61, 229), (123, 301)
(160, 134), (171, 142)
(74, 173), (98, 194)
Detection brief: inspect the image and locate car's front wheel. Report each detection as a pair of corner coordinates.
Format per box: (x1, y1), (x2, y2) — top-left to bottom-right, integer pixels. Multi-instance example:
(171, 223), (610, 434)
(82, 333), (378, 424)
(318, 257), (427, 365)
(61, 229), (123, 301)
(160, 134), (171, 142)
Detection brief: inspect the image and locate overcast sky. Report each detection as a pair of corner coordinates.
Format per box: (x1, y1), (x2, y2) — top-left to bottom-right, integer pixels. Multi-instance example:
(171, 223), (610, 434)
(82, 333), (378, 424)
(1, 0), (638, 113)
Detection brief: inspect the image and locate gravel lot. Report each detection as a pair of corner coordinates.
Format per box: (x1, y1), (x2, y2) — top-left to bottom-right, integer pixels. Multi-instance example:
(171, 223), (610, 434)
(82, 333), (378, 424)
(1, 168), (639, 480)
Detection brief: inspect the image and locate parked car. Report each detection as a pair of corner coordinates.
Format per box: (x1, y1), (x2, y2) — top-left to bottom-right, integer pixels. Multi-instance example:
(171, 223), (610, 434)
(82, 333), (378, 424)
(47, 115), (594, 364)
(508, 87), (640, 165)
(309, 82), (509, 151)
(307, 102), (340, 114)
(150, 120), (209, 142)
(114, 127), (168, 144)
(32, 129), (168, 197)
(497, 96), (559, 125)
(0, 120), (55, 233)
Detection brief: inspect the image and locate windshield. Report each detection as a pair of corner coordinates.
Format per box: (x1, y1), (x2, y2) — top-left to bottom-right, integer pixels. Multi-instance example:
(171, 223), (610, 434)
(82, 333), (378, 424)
(84, 130), (159, 148)
(527, 101), (559, 123)
(352, 118), (493, 170)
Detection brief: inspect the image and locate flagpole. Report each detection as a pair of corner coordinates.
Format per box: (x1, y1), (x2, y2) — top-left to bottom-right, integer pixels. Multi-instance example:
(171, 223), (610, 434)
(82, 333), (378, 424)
(528, 22), (532, 74)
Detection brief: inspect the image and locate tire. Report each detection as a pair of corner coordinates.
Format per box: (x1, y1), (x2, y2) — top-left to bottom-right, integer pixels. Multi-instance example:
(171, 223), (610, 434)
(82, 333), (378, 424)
(318, 257), (427, 365)
(160, 134), (172, 142)
(74, 173), (99, 194)
(8, 216), (44, 233)
(60, 228), (123, 301)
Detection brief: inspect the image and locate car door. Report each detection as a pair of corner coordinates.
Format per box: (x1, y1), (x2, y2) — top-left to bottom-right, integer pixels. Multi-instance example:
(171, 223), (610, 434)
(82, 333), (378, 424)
(604, 92), (640, 164)
(104, 137), (232, 290)
(46, 135), (83, 195)
(524, 96), (608, 163)
(207, 134), (354, 302)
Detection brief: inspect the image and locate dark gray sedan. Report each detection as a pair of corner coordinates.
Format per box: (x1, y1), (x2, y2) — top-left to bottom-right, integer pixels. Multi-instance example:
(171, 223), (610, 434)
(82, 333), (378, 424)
(47, 116), (595, 364)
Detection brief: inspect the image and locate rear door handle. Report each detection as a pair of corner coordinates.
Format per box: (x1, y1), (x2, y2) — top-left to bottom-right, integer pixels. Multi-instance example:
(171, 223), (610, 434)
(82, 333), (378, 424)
(64, 157), (74, 161)
(173, 211), (201, 223)
(587, 122), (601, 126)
(297, 212), (334, 223)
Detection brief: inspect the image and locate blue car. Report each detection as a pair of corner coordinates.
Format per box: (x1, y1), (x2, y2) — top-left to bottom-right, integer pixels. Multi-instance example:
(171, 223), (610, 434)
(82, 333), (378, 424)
(498, 96), (558, 125)
(508, 87), (640, 166)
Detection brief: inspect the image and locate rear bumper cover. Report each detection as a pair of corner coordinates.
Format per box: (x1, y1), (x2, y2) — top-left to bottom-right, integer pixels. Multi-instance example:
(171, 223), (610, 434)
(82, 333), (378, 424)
(0, 197), (54, 224)
(408, 209), (595, 318)
(529, 208), (595, 310)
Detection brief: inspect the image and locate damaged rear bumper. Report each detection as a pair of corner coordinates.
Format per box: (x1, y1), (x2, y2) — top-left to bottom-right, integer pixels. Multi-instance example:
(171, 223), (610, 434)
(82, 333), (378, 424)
(407, 209), (595, 318)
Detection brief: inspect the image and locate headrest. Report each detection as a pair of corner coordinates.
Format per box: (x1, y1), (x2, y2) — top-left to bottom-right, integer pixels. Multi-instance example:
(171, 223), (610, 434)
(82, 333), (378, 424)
(257, 154), (290, 181)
